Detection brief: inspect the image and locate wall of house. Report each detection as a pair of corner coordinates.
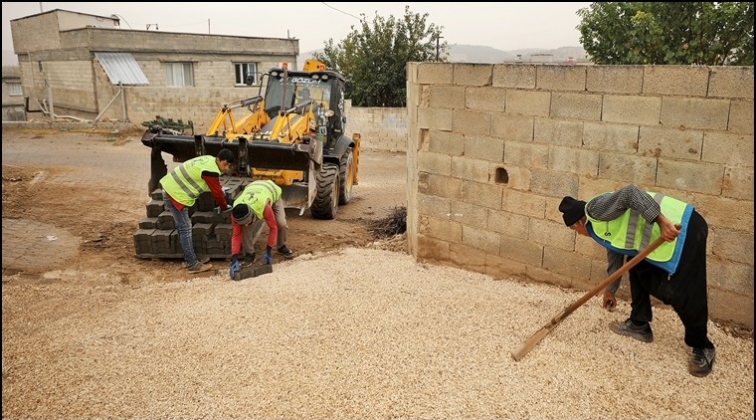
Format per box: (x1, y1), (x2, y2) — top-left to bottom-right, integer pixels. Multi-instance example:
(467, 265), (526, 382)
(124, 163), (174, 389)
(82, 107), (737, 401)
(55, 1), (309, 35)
(13, 13), (298, 122)
(2, 66), (25, 121)
(405, 62), (754, 328)
(10, 11), (63, 52)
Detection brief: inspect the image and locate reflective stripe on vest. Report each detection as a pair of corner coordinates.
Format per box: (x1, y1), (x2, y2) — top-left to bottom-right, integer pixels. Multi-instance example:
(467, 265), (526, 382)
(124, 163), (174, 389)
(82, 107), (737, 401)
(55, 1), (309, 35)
(625, 192), (664, 250)
(235, 180), (282, 219)
(585, 191), (692, 273)
(159, 156), (220, 206)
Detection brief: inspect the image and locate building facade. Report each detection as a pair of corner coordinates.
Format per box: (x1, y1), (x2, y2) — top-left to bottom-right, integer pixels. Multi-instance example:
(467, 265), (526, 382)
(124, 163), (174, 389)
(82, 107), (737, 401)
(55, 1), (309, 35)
(10, 9), (299, 126)
(2, 66), (25, 121)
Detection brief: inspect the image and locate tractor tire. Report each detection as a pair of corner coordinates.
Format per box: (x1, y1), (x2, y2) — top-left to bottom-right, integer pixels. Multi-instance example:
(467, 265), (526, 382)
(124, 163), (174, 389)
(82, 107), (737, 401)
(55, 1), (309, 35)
(310, 163), (339, 220)
(338, 147), (354, 205)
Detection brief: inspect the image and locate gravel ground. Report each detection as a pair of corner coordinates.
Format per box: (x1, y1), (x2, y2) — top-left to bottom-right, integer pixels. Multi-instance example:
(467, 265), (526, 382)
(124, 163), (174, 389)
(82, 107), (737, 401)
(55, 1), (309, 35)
(2, 247), (754, 420)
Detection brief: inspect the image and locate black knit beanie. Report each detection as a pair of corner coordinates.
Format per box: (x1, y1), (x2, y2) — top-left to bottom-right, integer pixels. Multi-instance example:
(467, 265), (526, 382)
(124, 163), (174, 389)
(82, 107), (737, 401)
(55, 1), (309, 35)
(558, 196), (587, 226)
(232, 204), (253, 225)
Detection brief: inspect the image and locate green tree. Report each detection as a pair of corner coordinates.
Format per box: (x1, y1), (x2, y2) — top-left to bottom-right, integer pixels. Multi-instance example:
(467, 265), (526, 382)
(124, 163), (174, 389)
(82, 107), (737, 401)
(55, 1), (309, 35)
(313, 6), (447, 107)
(576, 2), (754, 65)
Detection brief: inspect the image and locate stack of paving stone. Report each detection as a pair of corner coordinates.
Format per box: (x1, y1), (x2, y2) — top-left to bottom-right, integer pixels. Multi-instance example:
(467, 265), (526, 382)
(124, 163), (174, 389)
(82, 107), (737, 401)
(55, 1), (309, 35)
(133, 176), (249, 259)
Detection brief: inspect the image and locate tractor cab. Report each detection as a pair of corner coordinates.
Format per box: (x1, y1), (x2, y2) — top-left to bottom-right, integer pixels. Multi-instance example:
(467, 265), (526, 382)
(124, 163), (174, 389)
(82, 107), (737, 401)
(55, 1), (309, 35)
(260, 66), (349, 150)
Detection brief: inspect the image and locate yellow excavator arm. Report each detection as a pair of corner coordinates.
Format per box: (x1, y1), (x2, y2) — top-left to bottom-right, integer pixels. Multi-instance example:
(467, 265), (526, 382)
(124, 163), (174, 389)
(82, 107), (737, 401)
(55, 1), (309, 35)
(206, 96), (270, 140)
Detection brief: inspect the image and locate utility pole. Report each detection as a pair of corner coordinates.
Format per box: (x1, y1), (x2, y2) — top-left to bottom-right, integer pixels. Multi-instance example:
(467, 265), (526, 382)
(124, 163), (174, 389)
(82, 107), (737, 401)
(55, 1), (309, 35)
(435, 36), (444, 61)
(208, 19), (210, 34)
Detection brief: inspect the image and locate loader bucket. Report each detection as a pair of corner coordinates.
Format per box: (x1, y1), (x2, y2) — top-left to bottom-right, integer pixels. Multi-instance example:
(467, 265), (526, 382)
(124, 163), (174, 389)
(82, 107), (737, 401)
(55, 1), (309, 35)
(245, 140), (319, 171)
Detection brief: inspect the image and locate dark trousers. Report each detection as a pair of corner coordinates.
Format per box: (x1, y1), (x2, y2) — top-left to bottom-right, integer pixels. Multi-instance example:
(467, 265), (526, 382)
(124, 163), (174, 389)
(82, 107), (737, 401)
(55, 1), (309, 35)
(628, 210), (714, 349)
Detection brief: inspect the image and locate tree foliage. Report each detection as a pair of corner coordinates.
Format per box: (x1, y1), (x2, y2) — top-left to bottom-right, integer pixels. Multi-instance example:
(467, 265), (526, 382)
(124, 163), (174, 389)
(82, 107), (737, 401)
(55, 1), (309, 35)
(313, 6), (447, 107)
(576, 2), (754, 65)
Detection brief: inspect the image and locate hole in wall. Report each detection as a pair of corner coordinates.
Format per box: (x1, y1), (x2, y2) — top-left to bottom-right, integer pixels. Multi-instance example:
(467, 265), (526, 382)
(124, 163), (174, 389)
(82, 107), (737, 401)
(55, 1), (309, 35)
(495, 167), (509, 184)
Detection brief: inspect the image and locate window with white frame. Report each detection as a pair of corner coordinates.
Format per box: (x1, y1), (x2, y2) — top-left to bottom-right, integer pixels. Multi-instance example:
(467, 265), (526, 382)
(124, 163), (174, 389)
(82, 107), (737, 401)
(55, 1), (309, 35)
(234, 63), (258, 86)
(165, 62), (194, 87)
(8, 82), (22, 96)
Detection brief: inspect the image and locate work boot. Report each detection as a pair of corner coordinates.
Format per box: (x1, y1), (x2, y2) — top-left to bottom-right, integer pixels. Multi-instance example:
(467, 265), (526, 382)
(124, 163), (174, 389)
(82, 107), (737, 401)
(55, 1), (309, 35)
(184, 256), (210, 269)
(277, 245), (295, 259)
(689, 347), (716, 377)
(187, 262), (213, 273)
(609, 318), (653, 343)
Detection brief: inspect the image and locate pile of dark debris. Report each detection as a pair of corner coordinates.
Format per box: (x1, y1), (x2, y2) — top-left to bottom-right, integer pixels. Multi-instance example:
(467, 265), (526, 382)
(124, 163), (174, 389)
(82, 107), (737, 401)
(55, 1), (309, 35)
(365, 206), (408, 253)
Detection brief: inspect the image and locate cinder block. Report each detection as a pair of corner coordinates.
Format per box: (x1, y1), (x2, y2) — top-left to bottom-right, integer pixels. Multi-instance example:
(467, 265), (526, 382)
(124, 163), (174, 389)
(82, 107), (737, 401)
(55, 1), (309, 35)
(151, 229), (174, 254)
(419, 215), (462, 242)
(133, 228), (155, 256)
(543, 247), (592, 279)
(660, 97), (729, 131)
(418, 152), (452, 176)
(138, 217), (158, 229)
(146, 199), (165, 217)
(536, 66), (586, 92)
(157, 211), (176, 229)
(708, 67), (754, 100)
(462, 225), (500, 252)
(417, 63), (453, 85)
(503, 90), (550, 118)
(232, 264), (273, 281)
(452, 109), (490, 136)
(642, 66), (709, 97)
(587, 66), (643, 94)
(196, 191), (216, 212)
(550, 92), (602, 121)
(214, 223), (233, 242)
(191, 211), (215, 224)
(466, 87), (506, 112)
(453, 63), (492, 87)
(493, 64), (536, 89)
(429, 85), (465, 109)
(499, 234), (544, 266)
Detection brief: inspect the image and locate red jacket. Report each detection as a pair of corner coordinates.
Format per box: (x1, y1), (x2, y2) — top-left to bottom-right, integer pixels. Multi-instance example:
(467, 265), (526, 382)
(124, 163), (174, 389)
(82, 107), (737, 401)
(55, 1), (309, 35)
(166, 172), (227, 211)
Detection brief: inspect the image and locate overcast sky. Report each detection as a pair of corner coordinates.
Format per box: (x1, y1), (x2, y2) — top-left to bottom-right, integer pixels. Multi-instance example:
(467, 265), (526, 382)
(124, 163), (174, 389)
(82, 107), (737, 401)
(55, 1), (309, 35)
(3, 2), (591, 54)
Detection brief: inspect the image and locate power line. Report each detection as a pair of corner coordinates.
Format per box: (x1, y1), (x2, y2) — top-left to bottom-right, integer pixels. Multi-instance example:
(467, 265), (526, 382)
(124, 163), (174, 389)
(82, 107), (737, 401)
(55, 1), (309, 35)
(321, 2), (360, 20)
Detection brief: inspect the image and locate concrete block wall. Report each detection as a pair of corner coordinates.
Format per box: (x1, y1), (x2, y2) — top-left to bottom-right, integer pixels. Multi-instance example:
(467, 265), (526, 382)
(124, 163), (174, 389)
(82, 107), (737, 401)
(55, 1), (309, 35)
(19, 59), (97, 116)
(10, 12), (62, 52)
(125, 87), (256, 130)
(2, 66), (24, 108)
(345, 101), (408, 152)
(406, 62), (754, 328)
(12, 11), (298, 123)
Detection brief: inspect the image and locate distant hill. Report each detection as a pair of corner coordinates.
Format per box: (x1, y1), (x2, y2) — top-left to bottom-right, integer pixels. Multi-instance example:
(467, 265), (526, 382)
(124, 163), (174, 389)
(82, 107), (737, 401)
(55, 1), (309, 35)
(298, 45), (588, 67)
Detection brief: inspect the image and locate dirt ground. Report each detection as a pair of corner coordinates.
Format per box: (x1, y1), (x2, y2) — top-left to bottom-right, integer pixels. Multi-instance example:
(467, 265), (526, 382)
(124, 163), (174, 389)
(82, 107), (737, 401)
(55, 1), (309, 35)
(1, 127), (409, 285)
(2, 126), (752, 343)
(3, 127), (754, 420)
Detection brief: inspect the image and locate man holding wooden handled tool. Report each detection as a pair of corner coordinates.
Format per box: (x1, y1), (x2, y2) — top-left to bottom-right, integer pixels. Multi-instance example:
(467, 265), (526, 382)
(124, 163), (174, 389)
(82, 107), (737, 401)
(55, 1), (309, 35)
(512, 184), (715, 378)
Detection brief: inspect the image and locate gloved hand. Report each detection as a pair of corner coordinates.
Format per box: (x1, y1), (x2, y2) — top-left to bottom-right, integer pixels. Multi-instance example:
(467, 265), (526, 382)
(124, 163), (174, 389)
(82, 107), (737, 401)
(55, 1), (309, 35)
(602, 291), (617, 312)
(229, 255), (241, 279)
(261, 246), (273, 265)
(214, 204), (233, 215)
